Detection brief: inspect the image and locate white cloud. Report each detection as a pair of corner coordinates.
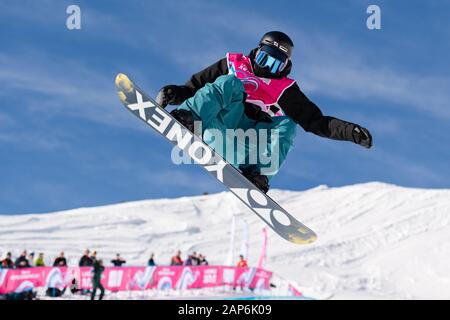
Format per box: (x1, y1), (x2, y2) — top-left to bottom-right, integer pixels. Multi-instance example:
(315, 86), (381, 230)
(0, 132), (68, 151)
(0, 51), (143, 130)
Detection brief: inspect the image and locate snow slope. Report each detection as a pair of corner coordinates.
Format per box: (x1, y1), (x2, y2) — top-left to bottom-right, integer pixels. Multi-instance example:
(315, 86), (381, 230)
(1, 182), (449, 299)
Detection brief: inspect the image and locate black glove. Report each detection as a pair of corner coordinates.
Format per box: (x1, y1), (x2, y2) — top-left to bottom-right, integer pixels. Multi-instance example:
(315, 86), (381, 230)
(243, 102), (273, 123)
(240, 165), (270, 193)
(352, 125), (373, 149)
(155, 85), (192, 108)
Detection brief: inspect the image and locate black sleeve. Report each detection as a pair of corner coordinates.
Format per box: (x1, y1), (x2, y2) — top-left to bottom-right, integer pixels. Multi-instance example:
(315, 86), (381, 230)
(278, 83), (356, 142)
(184, 58), (229, 96)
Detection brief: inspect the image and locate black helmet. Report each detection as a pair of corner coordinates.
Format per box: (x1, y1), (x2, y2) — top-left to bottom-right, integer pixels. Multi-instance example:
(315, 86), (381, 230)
(252, 31), (294, 78)
(258, 31), (294, 59)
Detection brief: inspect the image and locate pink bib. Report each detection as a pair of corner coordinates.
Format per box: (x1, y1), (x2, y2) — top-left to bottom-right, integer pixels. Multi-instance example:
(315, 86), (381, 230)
(227, 53), (295, 117)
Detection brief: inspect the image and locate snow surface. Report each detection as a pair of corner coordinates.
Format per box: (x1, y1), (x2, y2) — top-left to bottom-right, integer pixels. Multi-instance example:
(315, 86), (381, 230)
(1, 182), (450, 300)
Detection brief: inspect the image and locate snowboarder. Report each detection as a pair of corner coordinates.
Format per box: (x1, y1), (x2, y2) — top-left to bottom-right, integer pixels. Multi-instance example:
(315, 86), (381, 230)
(156, 31), (372, 193)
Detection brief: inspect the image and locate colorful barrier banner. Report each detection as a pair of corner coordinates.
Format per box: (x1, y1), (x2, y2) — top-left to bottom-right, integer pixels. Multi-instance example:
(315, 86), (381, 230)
(0, 266), (273, 294)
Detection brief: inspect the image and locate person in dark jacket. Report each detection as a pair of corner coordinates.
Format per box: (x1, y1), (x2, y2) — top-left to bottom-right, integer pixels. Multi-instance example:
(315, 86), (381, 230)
(79, 249), (93, 267)
(184, 254), (194, 266)
(111, 253), (126, 267)
(1, 252), (14, 269)
(91, 259), (105, 300)
(198, 254), (209, 266)
(156, 31), (372, 193)
(46, 286), (66, 298)
(184, 252), (200, 266)
(53, 251), (67, 267)
(14, 250), (30, 268)
(191, 252), (200, 265)
(90, 250), (97, 263)
(148, 253), (156, 266)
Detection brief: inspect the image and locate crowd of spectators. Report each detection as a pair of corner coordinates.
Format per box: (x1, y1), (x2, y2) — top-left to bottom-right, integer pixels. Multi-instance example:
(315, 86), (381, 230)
(1, 249), (248, 269)
(1, 248), (250, 300)
(169, 250), (209, 266)
(0, 250), (70, 269)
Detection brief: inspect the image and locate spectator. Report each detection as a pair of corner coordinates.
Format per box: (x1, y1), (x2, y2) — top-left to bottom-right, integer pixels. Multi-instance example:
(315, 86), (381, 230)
(91, 259), (105, 300)
(53, 251), (67, 267)
(184, 255), (193, 266)
(78, 250), (93, 295)
(90, 250), (97, 263)
(1, 252), (14, 269)
(237, 254), (248, 268)
(170, 250), (183, 266)
(5, 290), (36, 300)
(148, 253), (156, 266)
(198, 254), (209, 266)
(184, 252), (199, 266)
(191, 251), (200, 265)
(79, 249), (93, 267)
(46, 286), (66, 298)
(111, 253), (126, 267)
(15, 250), (30, 268)
(35, 253), (45, 267)
(28, 252), (35, 267)
(69, 278), (80, 294)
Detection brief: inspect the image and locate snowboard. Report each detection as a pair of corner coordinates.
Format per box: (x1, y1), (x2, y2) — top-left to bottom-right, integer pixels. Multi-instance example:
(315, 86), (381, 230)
(115, 73), (317, 244)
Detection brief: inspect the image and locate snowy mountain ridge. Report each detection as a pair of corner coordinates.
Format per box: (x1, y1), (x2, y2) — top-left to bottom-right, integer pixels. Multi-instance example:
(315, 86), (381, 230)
(1, 182), (449, 299)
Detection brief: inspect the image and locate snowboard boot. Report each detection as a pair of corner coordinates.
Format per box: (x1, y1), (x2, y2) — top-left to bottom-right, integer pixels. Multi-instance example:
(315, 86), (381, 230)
(240, 165), (270, 193)
(170, 109), (195, 133)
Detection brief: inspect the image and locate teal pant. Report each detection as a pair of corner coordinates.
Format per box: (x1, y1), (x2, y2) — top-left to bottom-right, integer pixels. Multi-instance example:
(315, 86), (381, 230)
(177, 75), (297, 179)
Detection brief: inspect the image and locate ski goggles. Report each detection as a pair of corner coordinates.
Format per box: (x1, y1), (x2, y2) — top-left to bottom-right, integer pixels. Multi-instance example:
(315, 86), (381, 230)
(255, 45), (288, 74)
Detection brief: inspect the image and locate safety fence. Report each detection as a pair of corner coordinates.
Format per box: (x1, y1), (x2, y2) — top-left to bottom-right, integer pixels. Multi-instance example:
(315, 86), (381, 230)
(0, 266), (274, 295)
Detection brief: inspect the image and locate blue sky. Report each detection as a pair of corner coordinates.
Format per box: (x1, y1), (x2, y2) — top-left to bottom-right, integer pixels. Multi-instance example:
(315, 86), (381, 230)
(1, 0), (449, 214)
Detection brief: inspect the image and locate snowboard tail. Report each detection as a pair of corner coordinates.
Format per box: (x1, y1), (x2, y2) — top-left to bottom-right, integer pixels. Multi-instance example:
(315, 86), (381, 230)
(115, 73), (317, 244)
